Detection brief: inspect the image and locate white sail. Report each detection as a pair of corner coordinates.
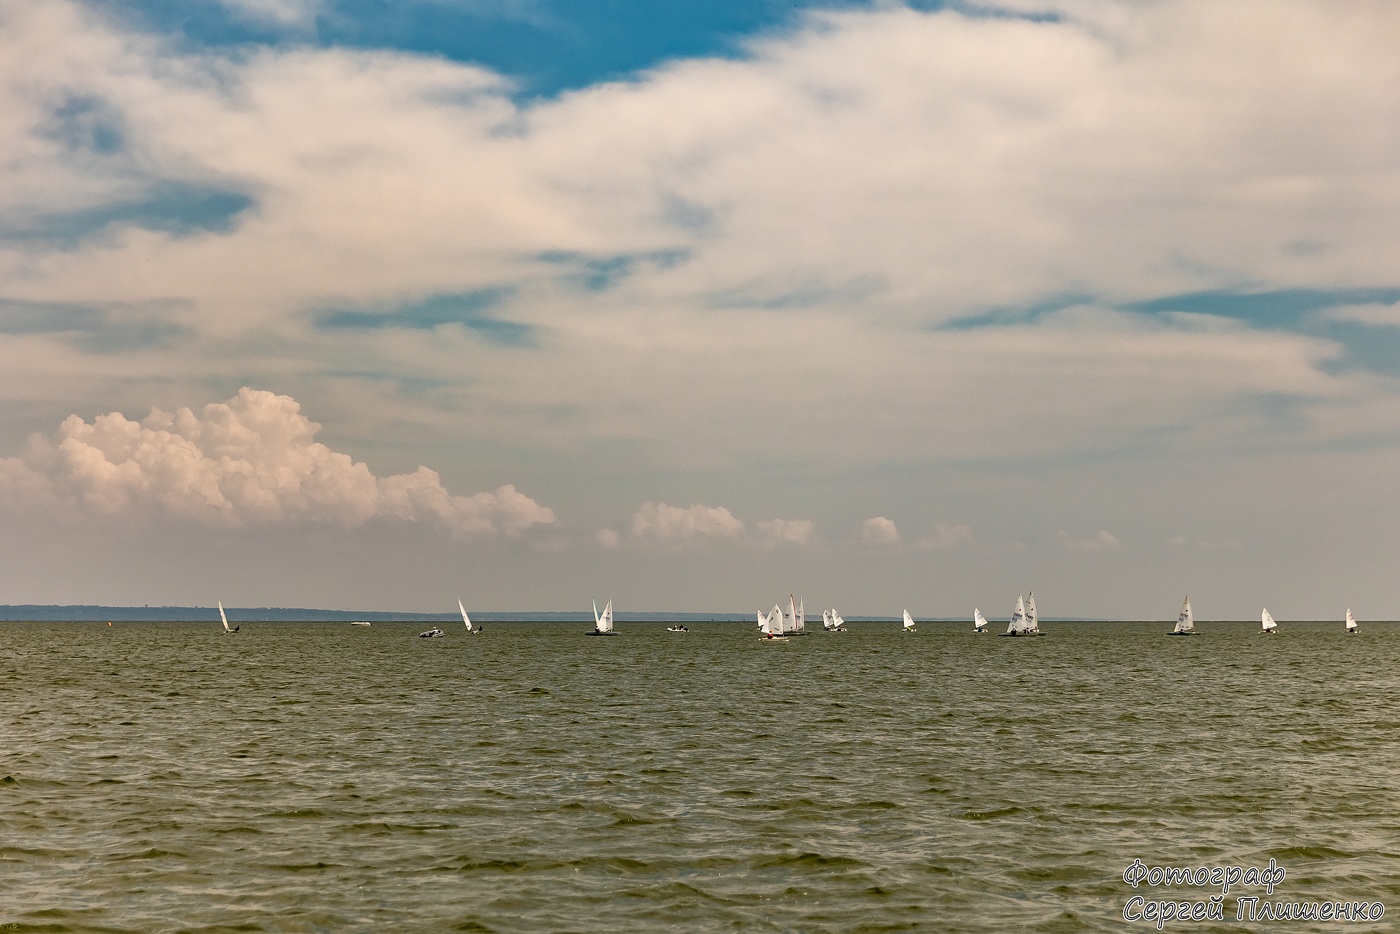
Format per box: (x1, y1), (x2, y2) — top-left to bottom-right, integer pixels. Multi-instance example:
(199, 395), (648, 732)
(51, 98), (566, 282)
(1261, 608), (1277, 632)
(757, 610), (767, 630)
(459, 599), (473, 632)
(1026, 592), (1039, 633)
(218, 600), (234, 633)
(973, 609), (988, 631)
(902, 609), (916, 630)
(796, 598), (805, 632)
(765, 604), (784, 634)
(785, 594), (798, 633)
(1173, 596), (1194, 633)
(598, 599), (614, 632)
(1346, 608), (1357, 632)
(822, 609), (833, 630)
(831, 610), (844, 629)
(1006, 594), (1027, 634)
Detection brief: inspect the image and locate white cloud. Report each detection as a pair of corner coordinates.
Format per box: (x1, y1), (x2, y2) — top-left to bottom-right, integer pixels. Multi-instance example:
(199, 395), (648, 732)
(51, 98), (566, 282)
(595, 527), (620, 549)
(630, 501), (744, 542)
(1058, 530), (1122, 552)
(756, 517), (815, 547)
(0, 388), (555, 536)
(860, 516), (900, 546)
(917, 522), (974, 550)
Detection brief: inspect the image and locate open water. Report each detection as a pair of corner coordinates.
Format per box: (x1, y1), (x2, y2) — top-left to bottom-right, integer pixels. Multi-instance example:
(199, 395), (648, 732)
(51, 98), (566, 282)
(2, 620), (1396, 932)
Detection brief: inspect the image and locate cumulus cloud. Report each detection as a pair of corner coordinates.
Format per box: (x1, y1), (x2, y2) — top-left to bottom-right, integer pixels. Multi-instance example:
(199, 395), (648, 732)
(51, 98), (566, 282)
(630, 501), (744, 542)
(860, 516), (900, 546)
(1058, 530), (1122, 552)
(917, 522), (974, 550)
(0, 388), (555, 536)
(756, 517), (815, 547)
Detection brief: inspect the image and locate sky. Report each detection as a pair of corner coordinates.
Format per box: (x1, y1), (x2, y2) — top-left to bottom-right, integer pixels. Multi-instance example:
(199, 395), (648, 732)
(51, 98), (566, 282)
(2, 0), (1400, 618)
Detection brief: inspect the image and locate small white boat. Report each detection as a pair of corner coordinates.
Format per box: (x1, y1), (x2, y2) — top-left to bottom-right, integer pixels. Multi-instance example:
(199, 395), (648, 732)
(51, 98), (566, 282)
(1260, 609), (1277, 635)
(1168, 596), (1196, 636)
(667, 623), (689, 633)
(1346, 608), (1358, 635)
(218, 601), (239, 635)
(973, 609), (988, 633)
(902, 609), (917, 633)
(587, 599), (616, 636)
(824, 608), (847, 632)
(349, 621), (372, 627)
(459, 599), (482, 634)
(418, 627), (445, 638)
(760, 603), (788, 641)
(786, 595), (809, 635)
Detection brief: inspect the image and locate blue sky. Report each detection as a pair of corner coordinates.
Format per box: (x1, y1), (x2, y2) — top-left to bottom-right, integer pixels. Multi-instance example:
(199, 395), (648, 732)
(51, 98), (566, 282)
(2, 0), (1400, 617)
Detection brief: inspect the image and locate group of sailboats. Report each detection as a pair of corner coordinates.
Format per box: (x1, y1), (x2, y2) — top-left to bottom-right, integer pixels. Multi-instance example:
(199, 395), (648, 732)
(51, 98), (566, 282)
(1167, 598), (1357, 635)
(758, 595), (809, 641)
(821, 609), (847, 632)
(999, 593), (1042, 637)
(587, 599), (616, 636)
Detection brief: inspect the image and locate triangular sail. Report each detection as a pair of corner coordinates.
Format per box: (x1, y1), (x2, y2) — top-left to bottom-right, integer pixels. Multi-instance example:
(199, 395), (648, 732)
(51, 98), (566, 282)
(786, 595), (797, 633)
(822, 609), (833, 630)
(903, 609), (916, 630)
(218, 601), (231, 632)
(1346, 608), (1357, 631)
(459, 599), (473, 631)
(766, 604), (783, 634)
(1173, 596), (1194, 633)
(796, 598), (804, 632)
(1006, 594), (1027, 634)
(1261, 608), (1276, 631)
(973, 609), (988, 631)
(831, 610), (844, 628)
(599, 599), (614, 632)
(1026, 593), (1039, 633)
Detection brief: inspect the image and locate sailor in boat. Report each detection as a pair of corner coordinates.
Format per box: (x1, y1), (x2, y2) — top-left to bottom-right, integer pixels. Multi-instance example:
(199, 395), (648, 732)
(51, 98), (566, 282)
(419, 627), (445, 638)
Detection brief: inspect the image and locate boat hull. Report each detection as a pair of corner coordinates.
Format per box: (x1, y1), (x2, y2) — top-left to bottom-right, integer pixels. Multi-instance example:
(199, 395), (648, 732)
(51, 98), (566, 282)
(585, 630), (616, 636)
(1167, 631), (1196, 636)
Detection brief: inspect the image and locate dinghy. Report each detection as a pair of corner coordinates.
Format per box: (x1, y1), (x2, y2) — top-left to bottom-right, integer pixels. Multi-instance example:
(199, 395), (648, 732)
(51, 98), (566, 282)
(761, 604), (788, 641)
(1260, 609), (1277, 635)
(1168, 596), (1196, 635)
(667, 623), (689, 633)
(825, 609), (847, 633)
(418, 626), (445, 638)
(1345, 608), (1358, 635)
(587, 599), (616, 636)
(902, 609), (917, 633)
(349, 621), (371, 627)
(973, 609), (988, 633)
(459, 599), (482, 634)
(786, 595), (809, 635)
(1026, 592), (1041, 635)
(218, 601), (239, 634)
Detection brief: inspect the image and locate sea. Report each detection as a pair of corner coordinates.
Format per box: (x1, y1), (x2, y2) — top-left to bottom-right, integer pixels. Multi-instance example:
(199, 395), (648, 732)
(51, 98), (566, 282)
(2, 619), (1395, 932)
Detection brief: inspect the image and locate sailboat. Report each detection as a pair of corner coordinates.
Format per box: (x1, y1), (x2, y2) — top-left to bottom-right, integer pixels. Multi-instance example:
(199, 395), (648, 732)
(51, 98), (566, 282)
(1260, 608), (1277, 635)
(667, 621), (689, 632)
(587, 599), (616, 636)
(218, 601), (239, 634)
(1025, 592), (1041, 635)
(902, 609), (917, 633)
(786, 595), (808, 635)
(1345, 608), (1357, 635)
(825, 609), (847, 632)
(418, 623), (445, 638)
(761, 603), (788, 641)
(1168, 596), (1196, 635)
(973, 609), (988, 633)
(349, 621), (371, 626)
(459, 599), (482, 635)
(1000, 593), (1041, 636)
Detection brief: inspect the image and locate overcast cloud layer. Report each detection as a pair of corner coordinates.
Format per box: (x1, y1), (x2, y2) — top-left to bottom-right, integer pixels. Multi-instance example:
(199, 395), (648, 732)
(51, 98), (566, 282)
(2, 0), (1399, 616)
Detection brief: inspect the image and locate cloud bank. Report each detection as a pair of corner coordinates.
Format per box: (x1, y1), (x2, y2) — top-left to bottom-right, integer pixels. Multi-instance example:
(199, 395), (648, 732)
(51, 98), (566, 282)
(0, 388), (555, 535)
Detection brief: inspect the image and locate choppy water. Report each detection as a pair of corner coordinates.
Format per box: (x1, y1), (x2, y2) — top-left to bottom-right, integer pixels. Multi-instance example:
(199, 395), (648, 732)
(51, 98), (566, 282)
(3, 620), (1396, 932)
